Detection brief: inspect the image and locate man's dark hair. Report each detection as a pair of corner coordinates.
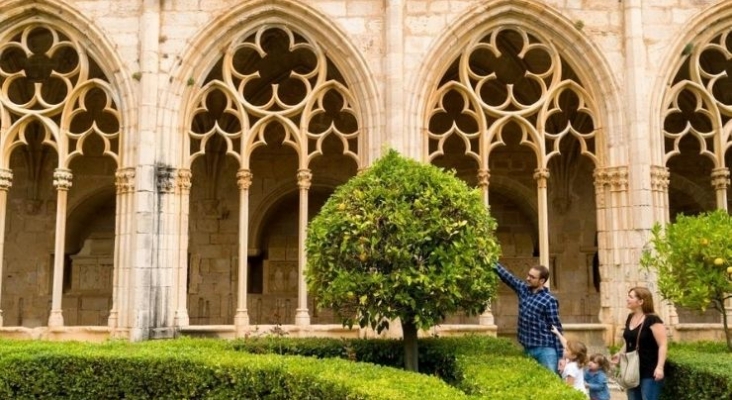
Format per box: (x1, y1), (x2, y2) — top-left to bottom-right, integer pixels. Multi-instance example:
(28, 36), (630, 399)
(532, 265), (550, 283)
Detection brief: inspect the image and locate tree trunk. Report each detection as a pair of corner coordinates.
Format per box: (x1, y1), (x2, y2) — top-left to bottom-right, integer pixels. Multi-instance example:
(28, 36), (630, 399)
(402, 319), (419, 372)
(721, 297), (732, 352)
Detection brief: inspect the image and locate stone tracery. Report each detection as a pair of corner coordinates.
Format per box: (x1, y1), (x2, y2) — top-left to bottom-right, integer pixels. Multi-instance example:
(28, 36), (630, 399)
(184, 24), (362, 327)
(0, 21), (122, 328)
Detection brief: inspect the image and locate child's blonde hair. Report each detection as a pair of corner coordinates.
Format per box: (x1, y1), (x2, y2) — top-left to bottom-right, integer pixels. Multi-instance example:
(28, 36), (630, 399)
(588, 353), (610, 372)
(566, 340), (588, 367)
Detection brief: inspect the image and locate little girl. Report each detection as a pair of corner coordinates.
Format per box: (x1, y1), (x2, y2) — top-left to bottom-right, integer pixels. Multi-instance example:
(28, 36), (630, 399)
(584, 353), (611, 400)
(551, 326), (589, 397)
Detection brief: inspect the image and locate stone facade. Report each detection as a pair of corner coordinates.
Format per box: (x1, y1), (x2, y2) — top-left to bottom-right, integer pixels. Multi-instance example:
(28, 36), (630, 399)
(0, 0), (729, 347)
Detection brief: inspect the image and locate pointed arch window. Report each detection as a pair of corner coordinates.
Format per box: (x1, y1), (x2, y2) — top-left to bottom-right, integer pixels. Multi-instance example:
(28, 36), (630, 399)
(183, 25), (361, 327)
(663, 30), (732, 216)
(426, 27), (598, 269)
(0, 22), (122, 328)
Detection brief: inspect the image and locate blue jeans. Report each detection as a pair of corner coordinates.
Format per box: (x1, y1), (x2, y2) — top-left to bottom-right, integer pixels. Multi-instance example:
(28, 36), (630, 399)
(626, 377), (664, 400)
(524, 346), (560, 374)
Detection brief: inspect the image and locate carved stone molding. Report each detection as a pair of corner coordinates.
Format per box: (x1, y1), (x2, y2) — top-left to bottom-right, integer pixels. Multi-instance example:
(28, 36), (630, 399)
(476, 168), (490, 189)
(650, 166), (670, 192)
(297, 169), (312, 190)
(236, 169), (253, 190)
(593, 168), (609, 188)
(593, 169), (607, 209)
(53, 169), (73, 191)
(533, 168), (550, 189)
(0, 168), (12, 191)
(114, 168), (135, 194)
(177, 169), (192, 193)
(156, 165), (177, 193)
(711, 167), (730, 191)
(607, 167), (629, 192)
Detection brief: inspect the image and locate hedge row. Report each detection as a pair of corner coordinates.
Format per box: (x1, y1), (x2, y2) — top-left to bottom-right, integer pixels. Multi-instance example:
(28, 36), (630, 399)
(661, 341), (732, 400)
(229, 334), (586, 400)
(0, 338), (465, 399)
(22, 335), (732, 399)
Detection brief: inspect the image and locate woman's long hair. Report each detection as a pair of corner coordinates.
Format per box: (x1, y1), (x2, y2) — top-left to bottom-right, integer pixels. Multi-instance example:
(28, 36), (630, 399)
(630, 286), (656, 314)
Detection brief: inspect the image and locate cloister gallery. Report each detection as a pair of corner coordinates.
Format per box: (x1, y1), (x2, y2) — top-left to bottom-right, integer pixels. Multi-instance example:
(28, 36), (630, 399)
(0, 0), (729, 348)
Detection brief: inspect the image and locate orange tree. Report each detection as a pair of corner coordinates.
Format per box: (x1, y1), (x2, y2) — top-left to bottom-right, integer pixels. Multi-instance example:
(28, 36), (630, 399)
(305, 150), (501, 371)
(640, 209), (732, 351)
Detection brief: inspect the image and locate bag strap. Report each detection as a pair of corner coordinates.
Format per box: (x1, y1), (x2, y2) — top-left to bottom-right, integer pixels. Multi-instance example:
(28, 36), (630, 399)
(633, 317), (644, 351)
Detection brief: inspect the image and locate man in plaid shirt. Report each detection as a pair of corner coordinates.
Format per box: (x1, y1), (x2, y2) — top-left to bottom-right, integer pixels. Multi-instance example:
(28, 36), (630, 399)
(494, 263), (564, 374)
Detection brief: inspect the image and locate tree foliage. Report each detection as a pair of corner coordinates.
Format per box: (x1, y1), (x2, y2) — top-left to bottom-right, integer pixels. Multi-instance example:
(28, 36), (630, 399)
(305, 150), (502, 369)
(640, 209), (732, 351)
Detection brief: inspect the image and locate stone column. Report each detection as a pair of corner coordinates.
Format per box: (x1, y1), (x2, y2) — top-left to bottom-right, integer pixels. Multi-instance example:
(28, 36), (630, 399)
(711, 167), (730, 210)
(609, 167), (630, 273)
(650, 166), (670, 226)
(154, 166), (177, 334)
(477, 168), (494, 325)
(48, 168), (72, 328)
(593, 168), (611, 324)
(109, 168), (135, 330)
(295, 169), (312, 326)
(0, 168), (12, 326)
(385, 0), (406, 155)
(533, 168), (551, 272)
(648, 166), (677, 327)
(710, 168), (732, 324)
(174, 168), (191, 327)
(235, 169), (252, 332)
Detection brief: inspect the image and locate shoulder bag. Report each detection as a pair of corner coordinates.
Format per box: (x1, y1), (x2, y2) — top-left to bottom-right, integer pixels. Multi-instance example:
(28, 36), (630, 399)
(616, 317), (643, 389)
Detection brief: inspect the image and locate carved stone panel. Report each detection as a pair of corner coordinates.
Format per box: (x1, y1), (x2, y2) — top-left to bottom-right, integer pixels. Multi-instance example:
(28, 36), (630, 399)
(264, 261), (298, 295)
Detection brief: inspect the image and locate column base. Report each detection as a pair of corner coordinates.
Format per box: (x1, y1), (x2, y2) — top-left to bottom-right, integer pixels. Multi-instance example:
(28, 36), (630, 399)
(174, 309), (190, 327)
(295, 309), (310, 326)
(107, 310), (118, 328)
(234, 309), (250, 327)
(48, 310), (64, 328)
(479, 306), (494, 326)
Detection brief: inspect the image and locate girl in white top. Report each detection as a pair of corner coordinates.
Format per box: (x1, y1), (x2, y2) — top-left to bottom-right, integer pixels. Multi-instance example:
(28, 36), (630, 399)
(552, 325), (590, 398)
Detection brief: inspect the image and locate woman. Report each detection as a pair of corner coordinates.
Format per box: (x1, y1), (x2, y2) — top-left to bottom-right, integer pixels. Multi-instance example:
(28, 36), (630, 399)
(613, 287), (667, 400)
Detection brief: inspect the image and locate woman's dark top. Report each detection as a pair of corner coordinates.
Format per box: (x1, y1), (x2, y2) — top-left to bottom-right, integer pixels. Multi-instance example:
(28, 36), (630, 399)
(623, 313), (663, 379)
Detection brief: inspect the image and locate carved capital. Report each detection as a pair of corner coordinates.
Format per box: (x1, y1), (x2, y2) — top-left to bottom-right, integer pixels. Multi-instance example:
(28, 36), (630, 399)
(533, 168), (550, 188)
(178, 169), (192, 192)
(0, 168), (12, 191)
(53, 168), (73, 191)
(650, 165), (670, 192)
(711, 167), (730, 191)
(477, 168), (490, 188)
(237, 169), (253, 190)
(593, 168), (610, 209)
(593, 168), (609, 189)
(156, 165), (177, 193)
(115, 168), (135, 194)
(608, 166), (628, 192)
(297, 169), (312, 190)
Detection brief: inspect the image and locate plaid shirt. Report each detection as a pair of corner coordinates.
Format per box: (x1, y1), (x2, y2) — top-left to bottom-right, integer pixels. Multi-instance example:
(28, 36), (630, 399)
(494, 263), (563, 355)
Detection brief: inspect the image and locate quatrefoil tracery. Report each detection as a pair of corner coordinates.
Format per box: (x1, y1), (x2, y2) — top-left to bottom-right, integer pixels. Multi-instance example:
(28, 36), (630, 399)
(664, 29), (732, 166)
(0, 23), (121, 169)
(428, 27), (597, 168)
(188, 25), (360, 169)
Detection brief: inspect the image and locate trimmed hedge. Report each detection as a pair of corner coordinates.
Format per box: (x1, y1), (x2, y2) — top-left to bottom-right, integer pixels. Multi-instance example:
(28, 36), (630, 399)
(660, 341), (732, 400)
(229, 335), (586, 400)
(0, 338), (465, 399)
(2, 335), (727, 399)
